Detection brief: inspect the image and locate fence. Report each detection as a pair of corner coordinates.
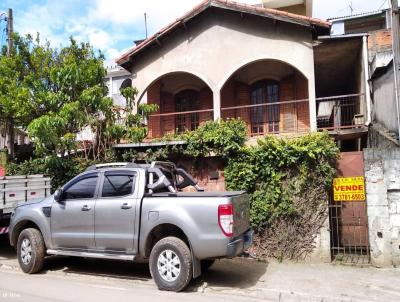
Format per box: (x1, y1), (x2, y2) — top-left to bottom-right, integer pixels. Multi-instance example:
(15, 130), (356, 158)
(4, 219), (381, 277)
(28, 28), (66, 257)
(317, 94), (365, 131)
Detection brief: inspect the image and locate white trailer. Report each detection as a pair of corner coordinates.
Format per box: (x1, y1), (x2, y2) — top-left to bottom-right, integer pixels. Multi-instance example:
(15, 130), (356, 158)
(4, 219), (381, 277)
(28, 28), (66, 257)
(0, 175), (51, 234)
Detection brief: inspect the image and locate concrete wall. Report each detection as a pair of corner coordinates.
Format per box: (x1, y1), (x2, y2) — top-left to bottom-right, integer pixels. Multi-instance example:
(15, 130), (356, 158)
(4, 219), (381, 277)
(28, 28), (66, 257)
(373, 63), (399, 137)
(129, 8), (317, 129)
(364, 148), (400, 267)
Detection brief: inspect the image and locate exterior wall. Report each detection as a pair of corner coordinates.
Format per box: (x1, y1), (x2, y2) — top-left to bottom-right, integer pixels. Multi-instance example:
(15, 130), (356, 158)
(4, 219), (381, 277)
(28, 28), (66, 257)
(364, 148), (400, 267)
(276, 4), (306, 16)
(368, 30), (392, 62)
(173, 157), (226, 192)
(306, 217), (331, 263)
(129, 9), (317, 129)
(104, 61), (131, 107)
(373, 63), (399, 136)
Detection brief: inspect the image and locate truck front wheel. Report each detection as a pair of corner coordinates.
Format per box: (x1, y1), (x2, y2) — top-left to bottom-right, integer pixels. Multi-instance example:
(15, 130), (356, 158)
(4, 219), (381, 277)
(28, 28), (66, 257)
(17, 228), (45, 274)
(149, 236), (193, 292)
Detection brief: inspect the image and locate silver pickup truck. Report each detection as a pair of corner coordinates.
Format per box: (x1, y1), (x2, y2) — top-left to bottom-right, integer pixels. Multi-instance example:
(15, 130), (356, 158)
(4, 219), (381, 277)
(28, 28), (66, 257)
(8, 162), (252, 291)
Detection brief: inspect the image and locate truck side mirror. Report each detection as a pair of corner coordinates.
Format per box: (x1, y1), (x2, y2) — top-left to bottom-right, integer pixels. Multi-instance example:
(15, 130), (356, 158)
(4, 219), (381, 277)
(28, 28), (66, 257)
(54, 189), (64, 203)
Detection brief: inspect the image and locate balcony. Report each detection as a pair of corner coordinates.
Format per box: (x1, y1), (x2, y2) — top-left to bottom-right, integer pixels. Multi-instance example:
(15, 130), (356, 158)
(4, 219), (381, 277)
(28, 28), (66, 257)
(144, 94), (366, 139)
(147, 99), (310, 138)
(316, 94), (365, 131)
(221, 99), (310, 136)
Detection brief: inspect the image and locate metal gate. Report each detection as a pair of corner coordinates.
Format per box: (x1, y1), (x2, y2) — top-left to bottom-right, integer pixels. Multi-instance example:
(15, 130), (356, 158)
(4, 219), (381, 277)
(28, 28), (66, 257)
(329, 151), (370, 264)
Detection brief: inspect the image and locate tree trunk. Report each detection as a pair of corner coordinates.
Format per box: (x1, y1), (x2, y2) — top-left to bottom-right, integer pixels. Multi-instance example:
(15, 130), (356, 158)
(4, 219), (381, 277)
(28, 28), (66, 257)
(6, 118), (15, 160)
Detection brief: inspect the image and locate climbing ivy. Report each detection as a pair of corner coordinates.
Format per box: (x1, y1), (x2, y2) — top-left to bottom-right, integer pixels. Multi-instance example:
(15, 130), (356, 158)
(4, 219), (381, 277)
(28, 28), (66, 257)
(224, 133), (339, 232)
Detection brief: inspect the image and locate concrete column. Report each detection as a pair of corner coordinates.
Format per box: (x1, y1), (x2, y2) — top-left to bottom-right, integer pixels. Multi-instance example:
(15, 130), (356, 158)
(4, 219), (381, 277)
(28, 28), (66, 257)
(213, 90), (221, 120)
(308, 75), (317, 131)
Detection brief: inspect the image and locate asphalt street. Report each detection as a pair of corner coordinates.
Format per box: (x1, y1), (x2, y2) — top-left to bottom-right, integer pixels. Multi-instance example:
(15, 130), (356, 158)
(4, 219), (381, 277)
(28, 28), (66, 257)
(2, 235), (400, 302)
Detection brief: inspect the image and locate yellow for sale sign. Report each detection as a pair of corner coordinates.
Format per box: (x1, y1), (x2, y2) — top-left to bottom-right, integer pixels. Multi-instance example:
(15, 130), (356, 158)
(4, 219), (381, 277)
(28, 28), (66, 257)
(333, 176), (365, 202)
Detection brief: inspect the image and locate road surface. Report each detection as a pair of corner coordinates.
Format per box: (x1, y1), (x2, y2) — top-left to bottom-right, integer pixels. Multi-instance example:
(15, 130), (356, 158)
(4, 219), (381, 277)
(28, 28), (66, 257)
(2, 236), (400, 301)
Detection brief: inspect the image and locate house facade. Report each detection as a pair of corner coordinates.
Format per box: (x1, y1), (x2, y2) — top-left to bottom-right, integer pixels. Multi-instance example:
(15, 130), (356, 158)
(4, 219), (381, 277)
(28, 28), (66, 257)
(116, 0), (370, 150)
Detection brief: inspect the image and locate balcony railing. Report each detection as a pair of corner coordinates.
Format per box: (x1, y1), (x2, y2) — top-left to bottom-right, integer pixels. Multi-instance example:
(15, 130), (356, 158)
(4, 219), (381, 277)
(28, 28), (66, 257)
(221, 99), (311, 136)
(316, 94), (365, 131)
(148, 109), (214, 138)
(144, 94), (366, 139)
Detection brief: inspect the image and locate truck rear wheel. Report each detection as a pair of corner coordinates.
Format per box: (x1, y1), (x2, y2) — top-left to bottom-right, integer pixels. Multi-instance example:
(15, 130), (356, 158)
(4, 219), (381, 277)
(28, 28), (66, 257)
(17, 228), (45, 274)
(149, 236), (192, 292)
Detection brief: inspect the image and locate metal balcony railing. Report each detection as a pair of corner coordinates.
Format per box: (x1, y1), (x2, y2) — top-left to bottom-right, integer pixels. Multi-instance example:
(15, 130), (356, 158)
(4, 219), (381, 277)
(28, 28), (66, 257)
(148, 109), (214, 138)
(221, 99), (311, 136)
(316, 94), (365, 131)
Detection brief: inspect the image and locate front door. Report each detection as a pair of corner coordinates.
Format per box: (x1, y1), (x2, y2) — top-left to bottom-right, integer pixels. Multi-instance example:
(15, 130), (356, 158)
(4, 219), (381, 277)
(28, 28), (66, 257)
(94, 171), (138, 253)
(51, 173), (99, 250)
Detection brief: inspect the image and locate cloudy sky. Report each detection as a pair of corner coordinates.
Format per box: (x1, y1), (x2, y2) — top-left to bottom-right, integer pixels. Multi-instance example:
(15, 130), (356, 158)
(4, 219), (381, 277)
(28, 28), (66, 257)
(0, 0), (390, 60)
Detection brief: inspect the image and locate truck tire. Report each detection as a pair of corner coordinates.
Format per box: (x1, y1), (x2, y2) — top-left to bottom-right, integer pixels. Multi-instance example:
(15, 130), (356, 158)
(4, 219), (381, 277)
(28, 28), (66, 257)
(201, 259), (215, 272)
(17, 228), (45, 274)
(149, 236), (193, 292)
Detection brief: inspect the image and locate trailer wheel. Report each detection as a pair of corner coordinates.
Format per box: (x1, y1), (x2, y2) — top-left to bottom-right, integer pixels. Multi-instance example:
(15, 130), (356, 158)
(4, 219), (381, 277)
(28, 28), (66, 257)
(149, 236), (192, 292)
(17, 228), (45, 274)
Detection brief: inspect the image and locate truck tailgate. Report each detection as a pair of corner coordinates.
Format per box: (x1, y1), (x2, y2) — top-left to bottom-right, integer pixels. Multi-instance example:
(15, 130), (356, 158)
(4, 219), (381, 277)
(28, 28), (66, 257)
(232, 193), (250, 237)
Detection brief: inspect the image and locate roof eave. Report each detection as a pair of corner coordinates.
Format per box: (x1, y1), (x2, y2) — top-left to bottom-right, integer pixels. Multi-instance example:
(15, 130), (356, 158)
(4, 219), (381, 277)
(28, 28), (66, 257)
(116, 0), (331, 68)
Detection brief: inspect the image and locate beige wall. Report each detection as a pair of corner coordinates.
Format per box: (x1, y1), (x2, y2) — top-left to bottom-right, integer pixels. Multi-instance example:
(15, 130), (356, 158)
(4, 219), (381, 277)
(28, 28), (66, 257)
(262, 0), (313, 17)
(128, 9), (317, 130)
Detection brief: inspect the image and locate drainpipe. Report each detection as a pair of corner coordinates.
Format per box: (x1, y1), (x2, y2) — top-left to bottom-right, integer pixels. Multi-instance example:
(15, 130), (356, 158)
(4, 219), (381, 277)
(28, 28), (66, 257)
(362, 35), (372, 126)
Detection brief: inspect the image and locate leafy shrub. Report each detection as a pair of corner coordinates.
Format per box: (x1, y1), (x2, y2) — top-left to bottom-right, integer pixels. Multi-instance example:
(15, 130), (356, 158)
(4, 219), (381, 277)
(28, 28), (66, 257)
(184, 119), (247, 158)
(224, 132), (339, 260)
(225, 132), (339, 231)
(6, 156), (100, 191)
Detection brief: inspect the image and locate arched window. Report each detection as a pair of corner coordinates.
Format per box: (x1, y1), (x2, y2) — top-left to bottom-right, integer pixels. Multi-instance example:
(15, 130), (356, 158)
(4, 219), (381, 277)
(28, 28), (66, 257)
(175, 89), (199, 133)
(250, 80), (279, 134)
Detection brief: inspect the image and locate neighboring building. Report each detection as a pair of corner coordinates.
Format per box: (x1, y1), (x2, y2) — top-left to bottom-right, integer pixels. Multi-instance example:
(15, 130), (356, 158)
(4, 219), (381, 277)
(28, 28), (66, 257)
(262, 0), (312, 17)
(329, 9), (399, 143)
(104, 60), (132, 107)
(0, 123), (30, 152)
(76, 61), (132, 142)
(116, 0), (371, 151)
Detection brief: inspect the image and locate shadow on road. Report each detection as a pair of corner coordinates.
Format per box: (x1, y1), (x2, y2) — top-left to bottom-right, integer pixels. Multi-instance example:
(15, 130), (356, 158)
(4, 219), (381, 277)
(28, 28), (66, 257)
(1, 235), (267, 291)
(189, 258), (267, 291)
(44, 257), (152, 282)
(0, 235), (15, 260)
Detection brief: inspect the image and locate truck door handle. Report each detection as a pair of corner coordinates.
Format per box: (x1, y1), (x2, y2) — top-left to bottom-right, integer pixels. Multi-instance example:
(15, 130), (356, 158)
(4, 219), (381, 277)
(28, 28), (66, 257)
(81, 205), (91, 211)
(121, 203), (132, 210)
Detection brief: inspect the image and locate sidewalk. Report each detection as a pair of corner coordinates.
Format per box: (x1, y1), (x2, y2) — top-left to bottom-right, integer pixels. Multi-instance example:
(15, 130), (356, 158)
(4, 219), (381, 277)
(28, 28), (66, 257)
(1, 236), (400, 301)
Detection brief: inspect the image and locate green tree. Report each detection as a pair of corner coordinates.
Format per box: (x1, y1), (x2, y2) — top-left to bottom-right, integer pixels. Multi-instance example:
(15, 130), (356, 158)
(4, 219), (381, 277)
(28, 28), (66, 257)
(119, 86), (158, 143)
(27, 38), (114, 160)
(0, 33), (54, 159)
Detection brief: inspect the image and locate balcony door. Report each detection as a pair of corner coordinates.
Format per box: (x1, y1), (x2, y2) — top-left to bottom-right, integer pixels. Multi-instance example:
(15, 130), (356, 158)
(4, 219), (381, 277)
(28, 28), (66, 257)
(175, 89), (200, 133)
(250, 80), (280, 135)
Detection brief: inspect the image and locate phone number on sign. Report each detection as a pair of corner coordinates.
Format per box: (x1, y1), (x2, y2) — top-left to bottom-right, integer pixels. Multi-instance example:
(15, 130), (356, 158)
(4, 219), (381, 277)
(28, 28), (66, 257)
(334, 193), (365, 201)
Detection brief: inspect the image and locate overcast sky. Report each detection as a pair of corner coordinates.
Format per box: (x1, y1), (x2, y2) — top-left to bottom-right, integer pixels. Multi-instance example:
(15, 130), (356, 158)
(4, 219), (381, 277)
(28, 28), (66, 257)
(0, 0), (390, 59)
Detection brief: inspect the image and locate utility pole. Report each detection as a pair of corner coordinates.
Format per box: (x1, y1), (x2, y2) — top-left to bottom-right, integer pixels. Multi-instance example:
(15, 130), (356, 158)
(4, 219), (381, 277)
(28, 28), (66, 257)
(391, 0), (400, 140)
(6, 8), (14, 159)
(6, 8), (13, 56)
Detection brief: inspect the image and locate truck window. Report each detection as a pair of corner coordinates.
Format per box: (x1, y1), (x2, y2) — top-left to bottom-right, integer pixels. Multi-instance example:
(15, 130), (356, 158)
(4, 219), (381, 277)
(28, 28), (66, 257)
(102, 172), (136, 197)
(62, 175), (98, 200)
